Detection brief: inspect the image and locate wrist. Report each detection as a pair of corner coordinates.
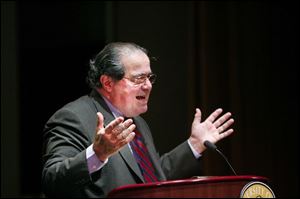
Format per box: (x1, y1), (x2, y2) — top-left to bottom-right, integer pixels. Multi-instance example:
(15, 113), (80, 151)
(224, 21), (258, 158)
(188, 136), (206, 154)
(93, 145), (109, 162)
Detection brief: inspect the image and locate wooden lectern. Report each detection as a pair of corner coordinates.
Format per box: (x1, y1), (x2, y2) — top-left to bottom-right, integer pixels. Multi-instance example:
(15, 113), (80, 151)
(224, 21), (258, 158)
(107, 175), (275, 198)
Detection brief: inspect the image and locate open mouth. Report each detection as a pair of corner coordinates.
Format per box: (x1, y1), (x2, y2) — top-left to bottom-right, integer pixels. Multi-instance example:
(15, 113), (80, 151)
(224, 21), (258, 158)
(136, 96), (146, 100)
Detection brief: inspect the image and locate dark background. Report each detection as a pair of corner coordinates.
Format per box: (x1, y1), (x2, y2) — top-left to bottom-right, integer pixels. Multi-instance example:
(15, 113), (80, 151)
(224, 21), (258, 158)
(2, 1), (299, 197)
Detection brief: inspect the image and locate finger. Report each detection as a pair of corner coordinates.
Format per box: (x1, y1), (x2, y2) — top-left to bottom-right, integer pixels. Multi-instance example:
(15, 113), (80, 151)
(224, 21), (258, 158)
(116, 124), (136, 147)
(214, 112), (232, 128)
(218, 118), (234, 133)
(219, 129), (234, 140)
(117, 124), (136, 148)
(113, 119), (134, 136)
(112, 124), (125, 136)
(124, 132), (136, 143)
(118, 132), (136, 146)
(106, 117), (124, 134)
(123, 118), (134, 128)
(117, 124), (136, 140)
(206, 108), (223, 123)
(96, 112), (104, 132)
(193, 108), (202, 123)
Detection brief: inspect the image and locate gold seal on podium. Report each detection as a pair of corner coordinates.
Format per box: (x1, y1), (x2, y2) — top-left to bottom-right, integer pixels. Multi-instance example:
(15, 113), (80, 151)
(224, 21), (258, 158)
(240, 181), (275, 198)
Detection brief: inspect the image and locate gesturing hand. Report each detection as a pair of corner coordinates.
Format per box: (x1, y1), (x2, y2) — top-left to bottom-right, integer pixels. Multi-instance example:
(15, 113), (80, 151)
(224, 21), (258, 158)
(188, 108), (234, 154)
(93, 112), (136, 161)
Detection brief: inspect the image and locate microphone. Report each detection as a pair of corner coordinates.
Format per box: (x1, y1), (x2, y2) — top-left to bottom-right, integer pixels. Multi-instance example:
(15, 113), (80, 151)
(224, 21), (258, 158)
(204, 140), (237, 176)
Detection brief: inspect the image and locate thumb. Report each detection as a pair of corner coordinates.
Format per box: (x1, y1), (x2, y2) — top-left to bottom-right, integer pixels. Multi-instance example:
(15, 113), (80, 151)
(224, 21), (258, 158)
(96, 112), (104, 132)
(193, 108), (202, 123)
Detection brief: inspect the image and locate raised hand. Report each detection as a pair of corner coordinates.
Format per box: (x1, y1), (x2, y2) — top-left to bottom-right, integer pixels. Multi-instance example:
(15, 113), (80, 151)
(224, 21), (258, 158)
(93, 112), (136, 161)
(188, 108), (234, 154)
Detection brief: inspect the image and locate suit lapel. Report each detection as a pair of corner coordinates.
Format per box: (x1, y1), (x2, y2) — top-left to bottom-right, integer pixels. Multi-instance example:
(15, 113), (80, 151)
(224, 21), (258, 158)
(119, 145), (144, 182)
(89, 89), (114, 125)
(90, 89), (144, 182)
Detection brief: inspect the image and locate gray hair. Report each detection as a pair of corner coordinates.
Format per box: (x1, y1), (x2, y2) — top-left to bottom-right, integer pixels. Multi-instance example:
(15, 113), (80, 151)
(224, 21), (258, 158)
(86, 42), (148, 88)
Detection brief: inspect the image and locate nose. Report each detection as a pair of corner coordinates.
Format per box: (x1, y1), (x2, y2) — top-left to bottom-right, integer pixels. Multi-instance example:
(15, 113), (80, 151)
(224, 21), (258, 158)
(141, 78), (152, 90)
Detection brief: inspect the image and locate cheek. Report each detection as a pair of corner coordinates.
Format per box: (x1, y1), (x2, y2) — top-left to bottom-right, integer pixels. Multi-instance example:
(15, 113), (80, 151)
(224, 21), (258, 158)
(116, 86), (137, 102)
(121, 94), (135, 103)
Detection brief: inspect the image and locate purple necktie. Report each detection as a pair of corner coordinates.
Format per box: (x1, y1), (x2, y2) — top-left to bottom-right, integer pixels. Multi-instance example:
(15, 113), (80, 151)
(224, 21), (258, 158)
(130, 129), (158, 182)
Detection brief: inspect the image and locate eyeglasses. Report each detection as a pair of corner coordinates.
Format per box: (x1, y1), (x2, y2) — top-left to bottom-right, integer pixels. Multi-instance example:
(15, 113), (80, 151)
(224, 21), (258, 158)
(123, 73), (157, 85)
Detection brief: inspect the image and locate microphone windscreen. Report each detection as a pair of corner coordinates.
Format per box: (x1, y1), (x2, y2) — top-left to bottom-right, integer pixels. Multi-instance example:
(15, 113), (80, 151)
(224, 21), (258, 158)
(204, 140), (217, 150)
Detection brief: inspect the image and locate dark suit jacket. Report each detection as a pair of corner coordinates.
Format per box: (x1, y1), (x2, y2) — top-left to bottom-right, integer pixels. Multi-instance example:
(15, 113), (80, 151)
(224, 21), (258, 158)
(42, 89), (202, 197)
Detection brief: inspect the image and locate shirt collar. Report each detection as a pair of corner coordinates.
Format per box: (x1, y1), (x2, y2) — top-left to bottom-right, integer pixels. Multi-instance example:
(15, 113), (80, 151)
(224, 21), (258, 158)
(102, 96), (123, 118)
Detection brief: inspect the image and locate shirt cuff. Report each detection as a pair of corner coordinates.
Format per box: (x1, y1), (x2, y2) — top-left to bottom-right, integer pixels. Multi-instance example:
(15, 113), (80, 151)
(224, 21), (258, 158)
(187, 139), (202, 159)
(86, 144), (108, 174)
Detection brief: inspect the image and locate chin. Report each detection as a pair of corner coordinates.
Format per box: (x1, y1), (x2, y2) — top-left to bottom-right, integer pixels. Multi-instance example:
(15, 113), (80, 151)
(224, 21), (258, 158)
(134, 107), (148, 117)
(141, 106), (148, 113)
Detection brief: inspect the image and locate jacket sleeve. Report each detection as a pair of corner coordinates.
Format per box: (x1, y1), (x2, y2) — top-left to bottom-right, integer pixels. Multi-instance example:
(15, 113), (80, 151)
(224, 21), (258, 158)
(41, 108), (94, 197)
(160, 141), (203, 180)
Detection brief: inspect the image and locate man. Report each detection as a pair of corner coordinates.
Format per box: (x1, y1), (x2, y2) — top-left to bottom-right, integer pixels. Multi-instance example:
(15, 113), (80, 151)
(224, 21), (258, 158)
(42, 42), (234, 197)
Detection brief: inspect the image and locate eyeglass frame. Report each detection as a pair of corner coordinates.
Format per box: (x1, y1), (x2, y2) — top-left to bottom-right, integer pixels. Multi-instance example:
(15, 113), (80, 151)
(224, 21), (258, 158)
(123, 73), (157, 85)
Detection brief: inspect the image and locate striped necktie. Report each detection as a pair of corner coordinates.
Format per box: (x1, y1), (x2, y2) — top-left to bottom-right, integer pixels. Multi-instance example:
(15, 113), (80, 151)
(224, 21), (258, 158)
(130, 129), (158, 183)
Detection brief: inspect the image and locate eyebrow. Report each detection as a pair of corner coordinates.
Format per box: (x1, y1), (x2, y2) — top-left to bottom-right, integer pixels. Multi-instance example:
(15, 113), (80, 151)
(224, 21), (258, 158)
(132, 72), (153, 77)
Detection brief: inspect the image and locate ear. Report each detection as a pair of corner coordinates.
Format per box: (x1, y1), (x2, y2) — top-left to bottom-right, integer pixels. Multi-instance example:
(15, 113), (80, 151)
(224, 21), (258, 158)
(100, 75), (114, 92)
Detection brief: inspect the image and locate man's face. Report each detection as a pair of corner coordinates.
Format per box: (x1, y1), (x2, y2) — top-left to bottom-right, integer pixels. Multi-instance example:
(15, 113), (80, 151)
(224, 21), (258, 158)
(110, 51), (153, 117)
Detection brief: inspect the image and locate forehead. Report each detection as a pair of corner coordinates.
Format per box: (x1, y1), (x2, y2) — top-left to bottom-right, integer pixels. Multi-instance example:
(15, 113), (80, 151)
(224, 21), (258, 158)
(121, 51), (151, 74)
